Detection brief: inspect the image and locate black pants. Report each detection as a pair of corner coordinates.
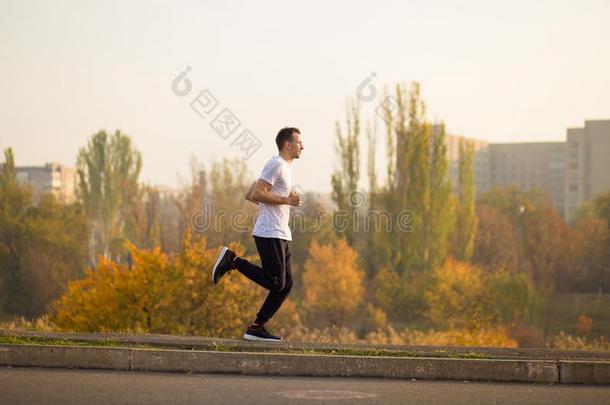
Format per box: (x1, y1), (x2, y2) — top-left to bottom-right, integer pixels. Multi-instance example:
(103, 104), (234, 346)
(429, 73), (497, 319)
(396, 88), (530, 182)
(234, 236), (293, 325)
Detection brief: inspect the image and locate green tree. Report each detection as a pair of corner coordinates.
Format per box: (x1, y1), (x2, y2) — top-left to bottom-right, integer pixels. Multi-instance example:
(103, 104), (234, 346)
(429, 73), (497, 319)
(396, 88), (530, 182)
(591, 192), (610, 292)
(0, 148), (30, 314)
(331, 100), (361, 246)
(486, 271), (541, 323)
(0, 148), (87, 317)
(356, 84), (455, 323)
(363, 119), (388, 277)
(76, 130), (142, 263)
(405, 84), (431, 272)
(593, 191), (610, 226)
(425, 123), (456, 270)
(376, 83), (419, 273)
(451, 138), (477, 261)
(378, 83), (453, 275)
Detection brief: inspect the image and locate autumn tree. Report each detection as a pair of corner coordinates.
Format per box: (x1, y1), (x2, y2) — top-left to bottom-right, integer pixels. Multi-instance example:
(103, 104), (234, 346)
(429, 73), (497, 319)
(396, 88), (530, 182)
(426, 259), (540, 329)
(301, 239), (364, 327)
(472, 204), (518, 271)
(127, 185), (162, 250)
(174, 158), (207, 251)
(426, 259), (491, 329)
(175, 158), (257, 254)
(288, 192), (337, 299)
(557, 217), (610, 293)
(478, 186), (566, 295)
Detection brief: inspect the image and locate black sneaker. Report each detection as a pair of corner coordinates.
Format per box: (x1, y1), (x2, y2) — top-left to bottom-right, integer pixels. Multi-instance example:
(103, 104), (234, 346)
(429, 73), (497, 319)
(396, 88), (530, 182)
(211, 246), (235, 284)
(243, 324), (282, 342)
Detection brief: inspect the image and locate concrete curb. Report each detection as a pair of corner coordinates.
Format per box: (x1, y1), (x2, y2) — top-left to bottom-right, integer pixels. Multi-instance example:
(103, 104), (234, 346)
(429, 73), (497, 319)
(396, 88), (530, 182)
(2, 343), (609, 384)
(130, 347), (558, 383)
(0, 344), (129, 371)
(560, 360), (610, 384)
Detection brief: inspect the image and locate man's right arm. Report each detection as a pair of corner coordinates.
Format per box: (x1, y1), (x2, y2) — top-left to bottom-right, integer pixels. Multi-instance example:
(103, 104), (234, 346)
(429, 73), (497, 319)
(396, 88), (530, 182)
(245, 181), (259, 205)
(251, 179), (301, 206)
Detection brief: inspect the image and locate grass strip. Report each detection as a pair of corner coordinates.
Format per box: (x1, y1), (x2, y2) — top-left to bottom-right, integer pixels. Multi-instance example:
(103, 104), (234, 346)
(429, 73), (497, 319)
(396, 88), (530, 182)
(0, 335), (489, 359)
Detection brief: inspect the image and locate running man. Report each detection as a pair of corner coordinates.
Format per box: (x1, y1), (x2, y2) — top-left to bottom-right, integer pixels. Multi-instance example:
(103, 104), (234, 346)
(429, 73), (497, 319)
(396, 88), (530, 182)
(211, 127), (303, 342)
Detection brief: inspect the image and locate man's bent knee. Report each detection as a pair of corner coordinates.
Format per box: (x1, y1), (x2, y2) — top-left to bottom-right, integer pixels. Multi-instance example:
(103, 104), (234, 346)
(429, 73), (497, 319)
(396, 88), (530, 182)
(270, 270), (287, 292)
(272, 278), (292, 295)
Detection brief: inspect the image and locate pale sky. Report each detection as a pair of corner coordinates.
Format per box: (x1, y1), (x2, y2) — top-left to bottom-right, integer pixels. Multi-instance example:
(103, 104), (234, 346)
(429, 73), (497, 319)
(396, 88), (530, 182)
(1, 0), (609, 192)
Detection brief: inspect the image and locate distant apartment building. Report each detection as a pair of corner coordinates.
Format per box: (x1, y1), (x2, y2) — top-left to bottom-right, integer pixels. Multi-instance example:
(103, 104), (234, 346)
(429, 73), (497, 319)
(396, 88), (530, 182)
(565, 120), (610, 220)
(444, 135), (565, 215)
(15, 163), (77, 204)
(489, 142), (565, 216)
(443, 119), (610, 220)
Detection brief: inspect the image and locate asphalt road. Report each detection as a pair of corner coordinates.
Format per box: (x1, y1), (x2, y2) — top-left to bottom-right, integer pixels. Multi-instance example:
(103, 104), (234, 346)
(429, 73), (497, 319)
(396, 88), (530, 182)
(1, 366), (609, 405)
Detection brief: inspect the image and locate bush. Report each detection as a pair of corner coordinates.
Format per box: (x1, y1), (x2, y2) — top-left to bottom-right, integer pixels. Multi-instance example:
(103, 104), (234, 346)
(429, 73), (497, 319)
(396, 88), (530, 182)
(51, 232), (263, 338)
(547, 331), (610, 351)
(426, 259), (542, 329)
(0, 314), (57, 332)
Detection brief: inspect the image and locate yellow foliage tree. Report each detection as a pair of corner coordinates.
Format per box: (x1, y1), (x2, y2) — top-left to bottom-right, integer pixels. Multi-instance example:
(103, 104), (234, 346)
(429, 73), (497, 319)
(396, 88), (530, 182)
(51, 231), (263, 337)
(426, 258), (492, 329)
(302, 239), (364, 326)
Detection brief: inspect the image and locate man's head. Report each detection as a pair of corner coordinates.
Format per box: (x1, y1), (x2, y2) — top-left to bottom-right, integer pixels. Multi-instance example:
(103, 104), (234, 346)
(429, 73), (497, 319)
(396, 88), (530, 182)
(275, 127), (303, 159)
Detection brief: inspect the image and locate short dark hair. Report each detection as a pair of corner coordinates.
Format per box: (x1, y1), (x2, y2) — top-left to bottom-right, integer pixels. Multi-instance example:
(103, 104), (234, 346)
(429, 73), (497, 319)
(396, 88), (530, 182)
(275, 127), (300, 151)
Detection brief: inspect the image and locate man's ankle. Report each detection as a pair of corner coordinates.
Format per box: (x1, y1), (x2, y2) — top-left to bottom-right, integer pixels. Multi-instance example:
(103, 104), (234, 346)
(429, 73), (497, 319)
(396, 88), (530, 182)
(229, 252), (238, 270)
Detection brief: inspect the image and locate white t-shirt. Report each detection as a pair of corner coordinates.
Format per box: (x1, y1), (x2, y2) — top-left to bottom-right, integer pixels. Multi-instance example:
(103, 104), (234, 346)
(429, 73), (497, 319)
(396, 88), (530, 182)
(252, 156), (293, 241)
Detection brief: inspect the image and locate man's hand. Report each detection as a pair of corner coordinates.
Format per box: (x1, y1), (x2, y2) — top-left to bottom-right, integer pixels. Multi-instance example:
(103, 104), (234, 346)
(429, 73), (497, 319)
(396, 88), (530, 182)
(285, 191), (302, 207)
